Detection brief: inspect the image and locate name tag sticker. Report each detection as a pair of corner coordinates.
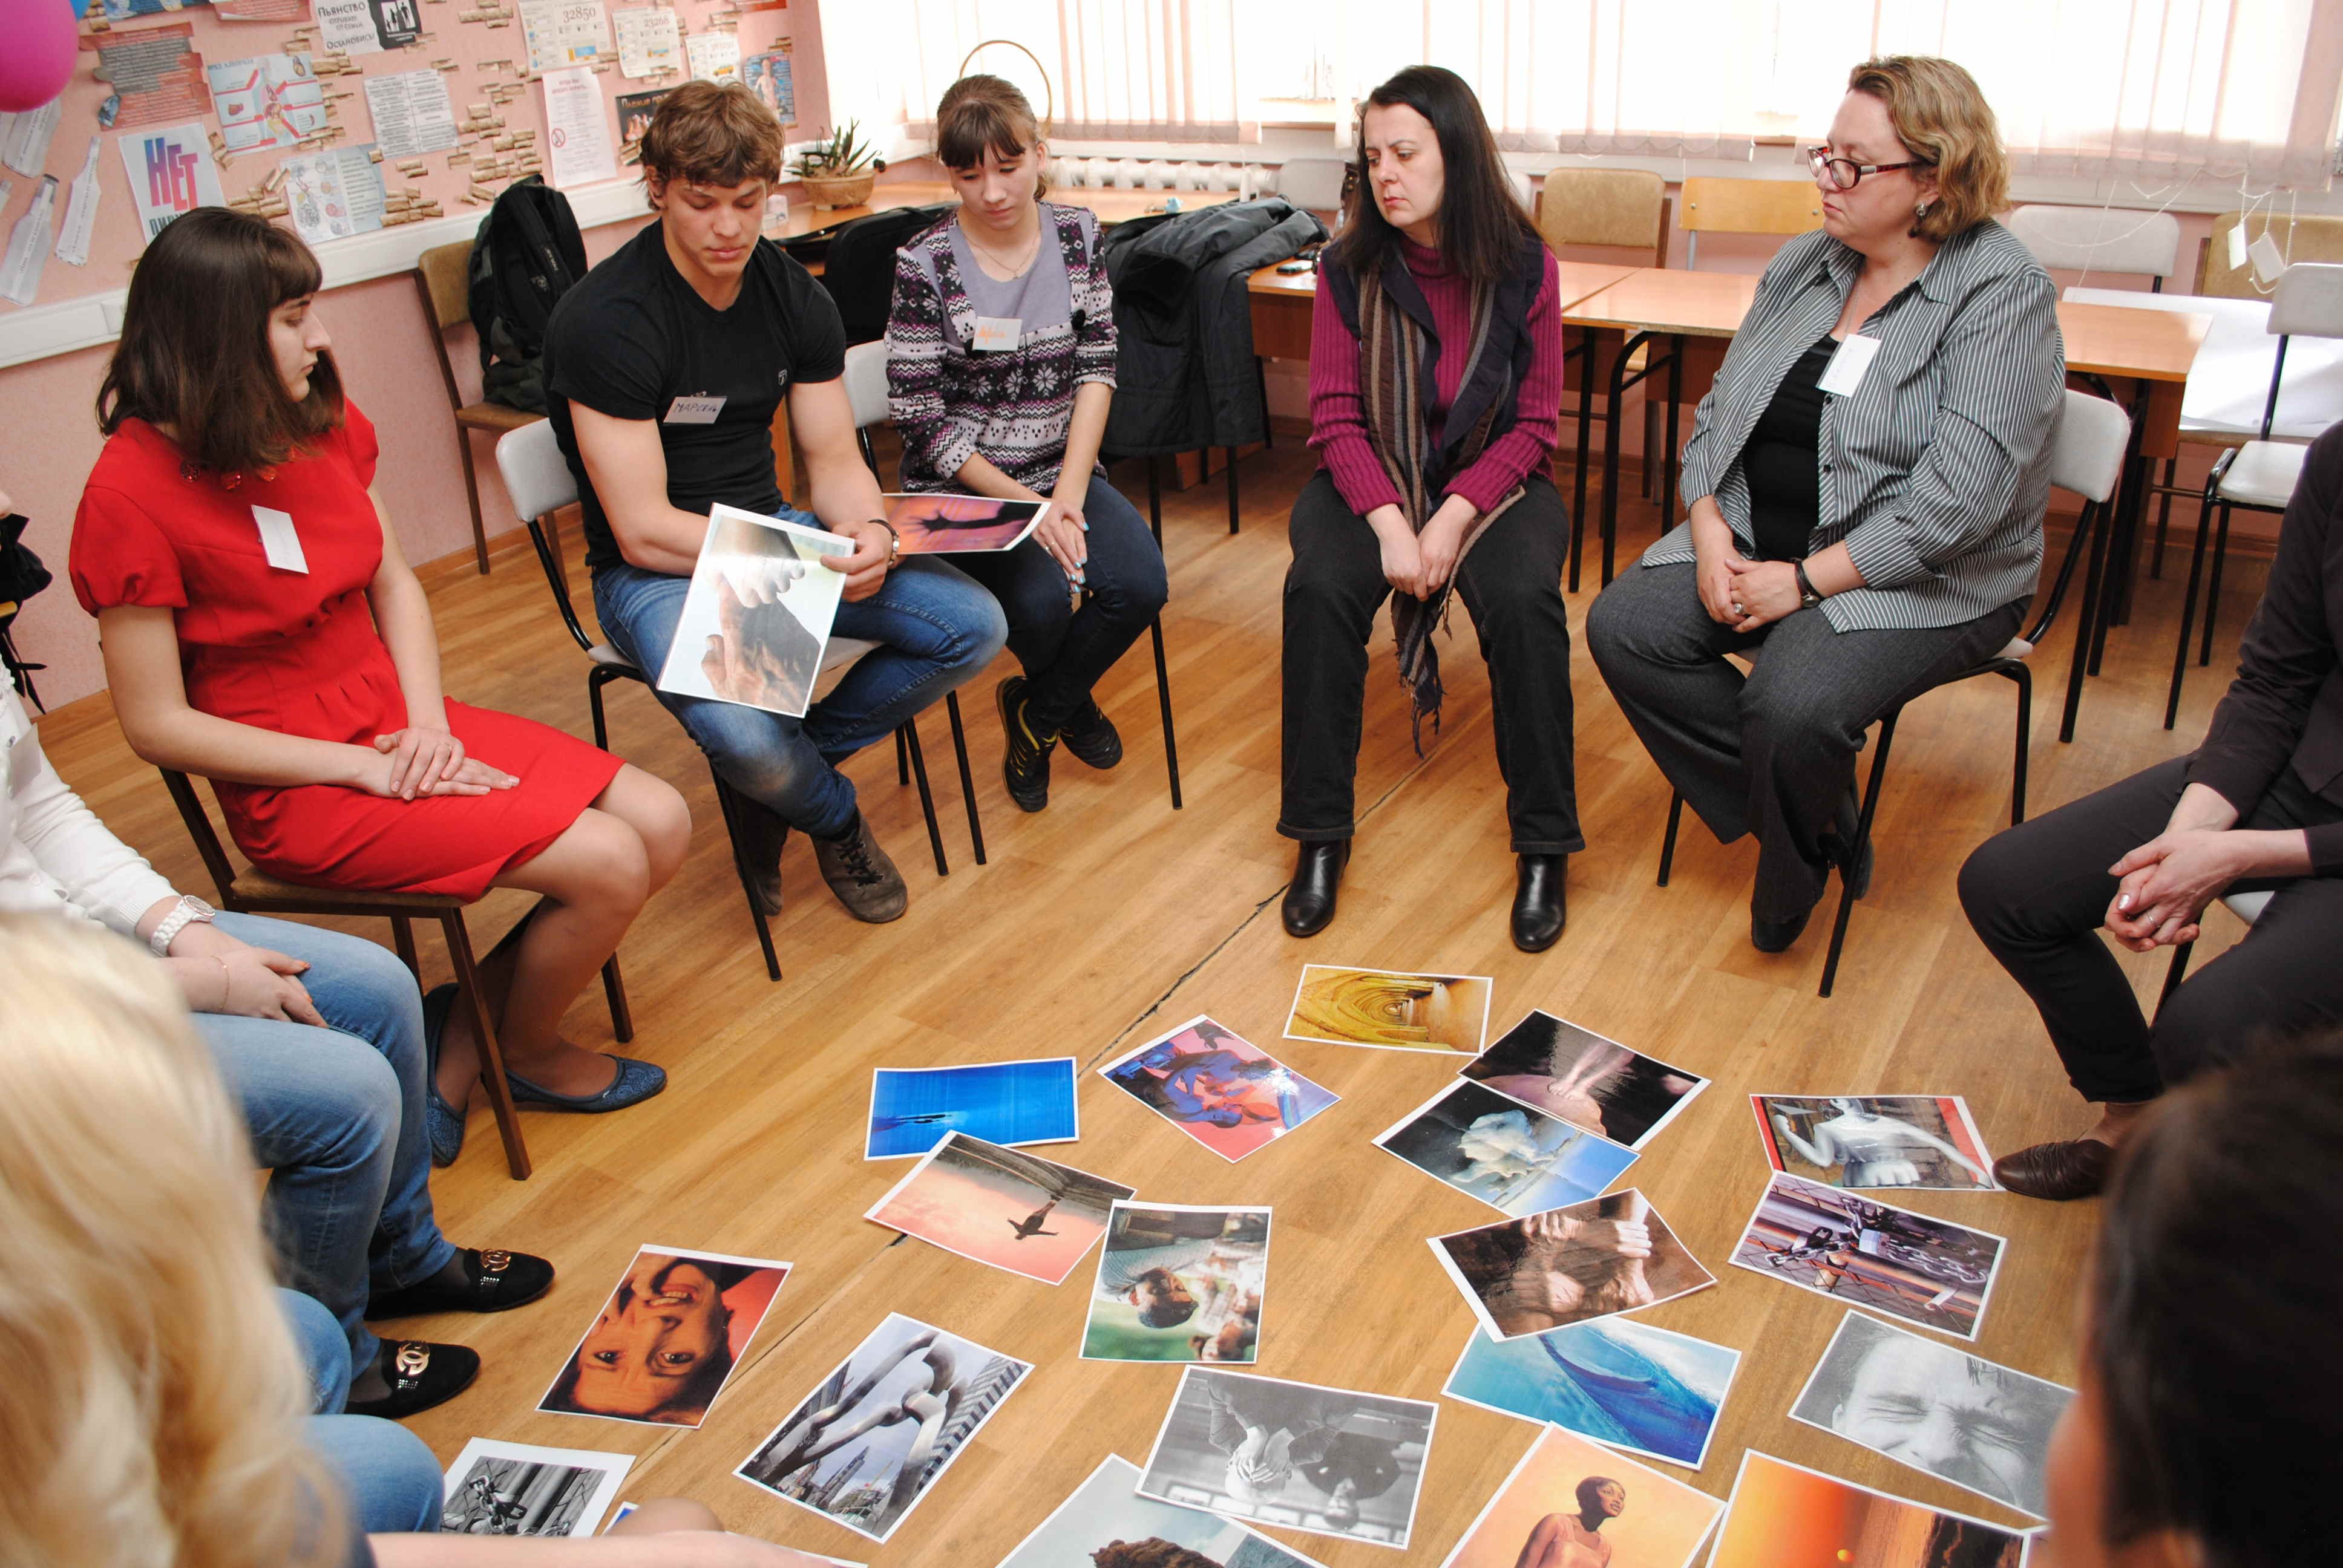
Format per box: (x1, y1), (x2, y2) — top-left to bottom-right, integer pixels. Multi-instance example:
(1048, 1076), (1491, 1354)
(2249, 230), (2287, 286)
(664, 394), (727, 424)
(2226, 222), (2249, 271)
(1818, 333), (1882, 397)
(251, 506), (309, 573)
(972, 315), (1022, 351)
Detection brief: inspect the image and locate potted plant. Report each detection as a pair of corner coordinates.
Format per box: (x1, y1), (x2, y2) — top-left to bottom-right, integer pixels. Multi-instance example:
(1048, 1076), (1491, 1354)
(790, 121), (888, 209)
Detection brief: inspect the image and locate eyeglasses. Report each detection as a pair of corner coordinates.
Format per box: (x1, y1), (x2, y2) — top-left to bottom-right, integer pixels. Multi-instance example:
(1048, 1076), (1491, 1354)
(1805, 146), (1933, 191)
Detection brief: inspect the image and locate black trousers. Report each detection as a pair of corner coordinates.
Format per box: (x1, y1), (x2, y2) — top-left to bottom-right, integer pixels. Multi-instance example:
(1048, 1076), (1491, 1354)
(1587, 560), (2025, 922)
(1958, 756), (2343, 1103)
(1278, 471), (1583, 854)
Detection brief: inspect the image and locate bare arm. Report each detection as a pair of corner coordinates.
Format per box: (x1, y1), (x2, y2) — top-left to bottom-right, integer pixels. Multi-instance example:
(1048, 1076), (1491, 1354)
(99, 605), (382, 792)
(787, 376), (895, 601)
(364, 488), (449, 730)
(1513, 1515), (1561, 1568)
(568, 403), (715, 577)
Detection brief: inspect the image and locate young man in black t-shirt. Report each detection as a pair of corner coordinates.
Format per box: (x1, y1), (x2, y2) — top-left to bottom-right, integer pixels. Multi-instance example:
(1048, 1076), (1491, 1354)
(546, 82), (1006, 922)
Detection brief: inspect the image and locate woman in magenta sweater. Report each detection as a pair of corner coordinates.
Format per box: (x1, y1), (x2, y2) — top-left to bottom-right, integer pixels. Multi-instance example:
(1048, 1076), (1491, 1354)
(1279, 65), (1579, 952)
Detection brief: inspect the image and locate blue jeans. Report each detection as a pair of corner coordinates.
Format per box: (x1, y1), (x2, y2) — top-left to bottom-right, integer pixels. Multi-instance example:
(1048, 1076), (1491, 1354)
(200, 913), (457, 1377)
(284, 1288), (444, 1536)
(949, 474), (1168, 735)
(595, 533), (1008, 840)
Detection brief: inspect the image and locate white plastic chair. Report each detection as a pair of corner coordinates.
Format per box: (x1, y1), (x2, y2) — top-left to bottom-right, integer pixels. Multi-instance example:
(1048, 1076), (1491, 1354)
(1273, 157), (1348, 216)
(1654, 390), (2132, 997)
(841, 339), (1184, 809)
(2005, 204), (2183, 289)
(495, 418), (954, 982)
(2167, 262), (2343, 727)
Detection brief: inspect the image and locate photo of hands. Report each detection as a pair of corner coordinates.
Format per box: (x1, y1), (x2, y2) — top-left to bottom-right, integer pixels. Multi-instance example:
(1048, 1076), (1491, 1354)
(882, 492), (1044, 554)
(1430, 1190), (1714, 1340)
(656, 504), (853, 718)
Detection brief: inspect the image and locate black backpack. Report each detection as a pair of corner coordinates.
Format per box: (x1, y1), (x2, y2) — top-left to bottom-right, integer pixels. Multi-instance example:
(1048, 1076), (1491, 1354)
(467, 176), (588, 414)
(818, 203), (954, 345)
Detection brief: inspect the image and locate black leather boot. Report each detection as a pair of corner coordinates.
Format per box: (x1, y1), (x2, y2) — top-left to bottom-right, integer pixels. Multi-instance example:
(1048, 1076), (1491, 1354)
(1281, 840), (1351, 938)
(1512, 854), (1567, 952)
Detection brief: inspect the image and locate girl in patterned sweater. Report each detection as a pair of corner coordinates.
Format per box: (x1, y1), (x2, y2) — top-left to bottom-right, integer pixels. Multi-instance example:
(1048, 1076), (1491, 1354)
(884, 74), (1168, 812)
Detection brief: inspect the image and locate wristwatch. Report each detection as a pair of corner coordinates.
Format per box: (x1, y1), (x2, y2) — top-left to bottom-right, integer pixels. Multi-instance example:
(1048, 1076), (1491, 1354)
(868, 518), (900, 568)
(149, 893), (218, 956)
(1794, 560), (1824, 610)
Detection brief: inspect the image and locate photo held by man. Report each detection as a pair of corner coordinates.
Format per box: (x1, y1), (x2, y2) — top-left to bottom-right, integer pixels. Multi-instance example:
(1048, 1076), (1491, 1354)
(4, 7), (2341, 1564)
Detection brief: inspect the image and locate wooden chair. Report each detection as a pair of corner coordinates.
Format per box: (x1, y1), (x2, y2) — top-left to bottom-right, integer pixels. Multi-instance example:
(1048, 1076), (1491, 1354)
(155, 769), (636, 1180)
(1677, 177), (1823, 269)
(413, 240), (538, 575)
(1539, 168), (1674, 512)
(1654, 391), (2132, 996)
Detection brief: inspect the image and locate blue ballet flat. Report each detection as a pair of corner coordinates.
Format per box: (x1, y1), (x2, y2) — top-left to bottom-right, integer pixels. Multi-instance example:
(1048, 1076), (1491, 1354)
(419, 984), (467, 1168)
(504, 1055), (667, 1112)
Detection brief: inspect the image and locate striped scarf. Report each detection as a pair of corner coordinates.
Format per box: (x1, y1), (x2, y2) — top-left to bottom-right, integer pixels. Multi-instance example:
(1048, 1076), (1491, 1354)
(1355, 265), (1526, 752)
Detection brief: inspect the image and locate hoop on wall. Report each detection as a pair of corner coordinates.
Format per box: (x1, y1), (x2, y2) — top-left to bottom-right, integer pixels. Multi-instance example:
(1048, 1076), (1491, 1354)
(954, 38), (1057, 137)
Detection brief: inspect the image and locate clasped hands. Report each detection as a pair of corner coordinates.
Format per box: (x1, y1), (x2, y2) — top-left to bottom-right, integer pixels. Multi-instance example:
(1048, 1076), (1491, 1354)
(366, 725), (515, 799)
(2103, 827), (2243, 953)
(1370, 495), (1476, 600)
(1697, 546), (1803, 632)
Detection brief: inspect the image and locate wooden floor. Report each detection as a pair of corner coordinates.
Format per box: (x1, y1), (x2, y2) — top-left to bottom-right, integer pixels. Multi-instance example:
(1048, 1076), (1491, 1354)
(41, 439), (2266, 1562)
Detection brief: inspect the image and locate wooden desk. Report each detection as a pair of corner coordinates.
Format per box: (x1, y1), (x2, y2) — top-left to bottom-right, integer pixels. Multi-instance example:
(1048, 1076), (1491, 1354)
(1247, 260), (1642, 361)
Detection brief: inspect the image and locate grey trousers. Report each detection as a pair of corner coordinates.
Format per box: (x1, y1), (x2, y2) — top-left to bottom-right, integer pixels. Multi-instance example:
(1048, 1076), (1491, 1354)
(1587, 561), (2025, 920)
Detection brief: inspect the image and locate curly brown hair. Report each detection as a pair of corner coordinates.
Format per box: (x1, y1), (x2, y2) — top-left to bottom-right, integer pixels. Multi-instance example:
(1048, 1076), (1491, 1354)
(1845, 56), (2010, 243)
(641, 79), (784, 194)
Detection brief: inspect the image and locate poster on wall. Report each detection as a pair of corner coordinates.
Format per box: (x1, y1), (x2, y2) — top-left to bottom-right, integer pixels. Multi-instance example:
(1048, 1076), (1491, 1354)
(207, 54), (327, 157)
(278, 142), (387, 244)
(742, 46), (791, 125)
(85, 24), (212, 131)
(315, 0), (421, 53)
(54, 136), (102, 267)
(118, 122), (227, 247)
(101, 0), (212, 20)
(3, 100), (61, 178)
(611, 5), (679, 78)
(519, 0), (611, 74)
(614, 86), (673, 162)
(684, 30), (737, 82)
(1, 177), (58, 308)
(542, 67), (618, 188)
(362, 68), (459, 157)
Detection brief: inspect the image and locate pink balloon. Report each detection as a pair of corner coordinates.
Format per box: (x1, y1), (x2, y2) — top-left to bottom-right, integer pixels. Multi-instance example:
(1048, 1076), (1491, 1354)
(0, 0), (79, 114)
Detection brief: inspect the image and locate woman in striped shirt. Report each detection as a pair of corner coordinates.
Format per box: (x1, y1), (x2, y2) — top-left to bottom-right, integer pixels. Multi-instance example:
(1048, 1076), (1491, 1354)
(884, 75), (1168, 814)
(1588, 56), (2063, 953)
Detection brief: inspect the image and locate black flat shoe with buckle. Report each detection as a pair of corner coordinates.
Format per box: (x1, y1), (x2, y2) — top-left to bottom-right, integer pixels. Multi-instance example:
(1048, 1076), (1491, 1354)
(367, 1247), (554, 1320)
(344, 1339), (480, 1420)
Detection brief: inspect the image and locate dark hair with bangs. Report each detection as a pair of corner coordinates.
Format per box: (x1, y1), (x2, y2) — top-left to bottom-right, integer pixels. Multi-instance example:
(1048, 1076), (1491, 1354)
(1328, 65), (1540, 292)
(2088, 1032), (2343, 1566)
(97, 206), (344, 477)
(936, 74), (1047, 200)
(640, 79), (784, 194)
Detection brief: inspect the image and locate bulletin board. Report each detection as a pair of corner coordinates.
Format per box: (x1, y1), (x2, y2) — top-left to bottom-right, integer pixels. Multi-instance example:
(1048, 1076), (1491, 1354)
(0, 0), (799, 316)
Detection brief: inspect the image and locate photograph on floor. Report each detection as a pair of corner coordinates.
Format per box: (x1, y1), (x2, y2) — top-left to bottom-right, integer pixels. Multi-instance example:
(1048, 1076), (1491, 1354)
(1752, 1094), (1999, 1190)
(537, 1246), (789, 1428)
(1083, 1201), (1271, 1364)
(1136, 1367), (1438, 1551)
(1434, 1423), (1725, 1568)
(1458, 1009), (1709, 1149)
(882, 492), (1046, 554)
(1731, 1173), (2008, 1342)
(994, 1454), (1331, 1568)
(655, 503), (853, 718)
(865, 1057), (1081, 1160)
(1707, 1451), (2028, 1568)
(1430, 1190), (1714, 1340)
(863, 1130), (1135, 1286)
(1283, 964), (1494, 1053)
(1441, 1315), (1742, 1469)
(735, 1312), (1034, 1544)
(1791, 1309), (2071, 1518)
(1097, 1014), (1340, 1162)
(1374, 1078), (1639, 1216)
(437, 1439), (632, 1537)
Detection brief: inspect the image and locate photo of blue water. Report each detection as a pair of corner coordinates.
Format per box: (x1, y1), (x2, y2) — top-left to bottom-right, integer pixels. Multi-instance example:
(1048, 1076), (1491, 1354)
(1445, 1316), (1738, 1468)
(866, 1058), (1081, 1158)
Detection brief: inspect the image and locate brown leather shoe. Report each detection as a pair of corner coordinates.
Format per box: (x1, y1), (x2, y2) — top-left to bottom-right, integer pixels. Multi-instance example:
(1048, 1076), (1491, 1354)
(1993, 1138), (2116, 1201)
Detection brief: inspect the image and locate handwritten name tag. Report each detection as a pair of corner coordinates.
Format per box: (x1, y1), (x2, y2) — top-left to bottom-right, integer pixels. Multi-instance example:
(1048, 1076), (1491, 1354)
(252, 505), (309, 573)
(972, 316), (1022, 352)
(1818, 333), (1882, 398)
(664, 394), (727, 424)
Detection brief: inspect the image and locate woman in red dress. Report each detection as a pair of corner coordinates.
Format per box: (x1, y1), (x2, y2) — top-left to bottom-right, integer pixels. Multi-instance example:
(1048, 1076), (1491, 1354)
(71, 209), (691, 1156)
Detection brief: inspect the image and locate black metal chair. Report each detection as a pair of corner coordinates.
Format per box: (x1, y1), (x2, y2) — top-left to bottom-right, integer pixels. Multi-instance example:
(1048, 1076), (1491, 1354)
(1654, 390), (2134, 996)
(496, 419), (958, 983)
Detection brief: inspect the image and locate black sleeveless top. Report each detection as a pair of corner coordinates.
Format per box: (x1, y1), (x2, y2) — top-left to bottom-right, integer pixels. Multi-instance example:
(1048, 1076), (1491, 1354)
(1744, 336), (1835, 563)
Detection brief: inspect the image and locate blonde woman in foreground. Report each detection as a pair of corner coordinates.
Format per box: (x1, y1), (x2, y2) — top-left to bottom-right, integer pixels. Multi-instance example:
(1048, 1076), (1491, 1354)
(0, 914), (811, 1568)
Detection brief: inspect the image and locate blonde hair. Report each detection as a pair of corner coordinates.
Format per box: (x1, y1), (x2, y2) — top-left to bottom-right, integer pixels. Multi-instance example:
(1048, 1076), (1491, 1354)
(1846, 55), (2010, 242)
(0, 916), (342, 1568)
